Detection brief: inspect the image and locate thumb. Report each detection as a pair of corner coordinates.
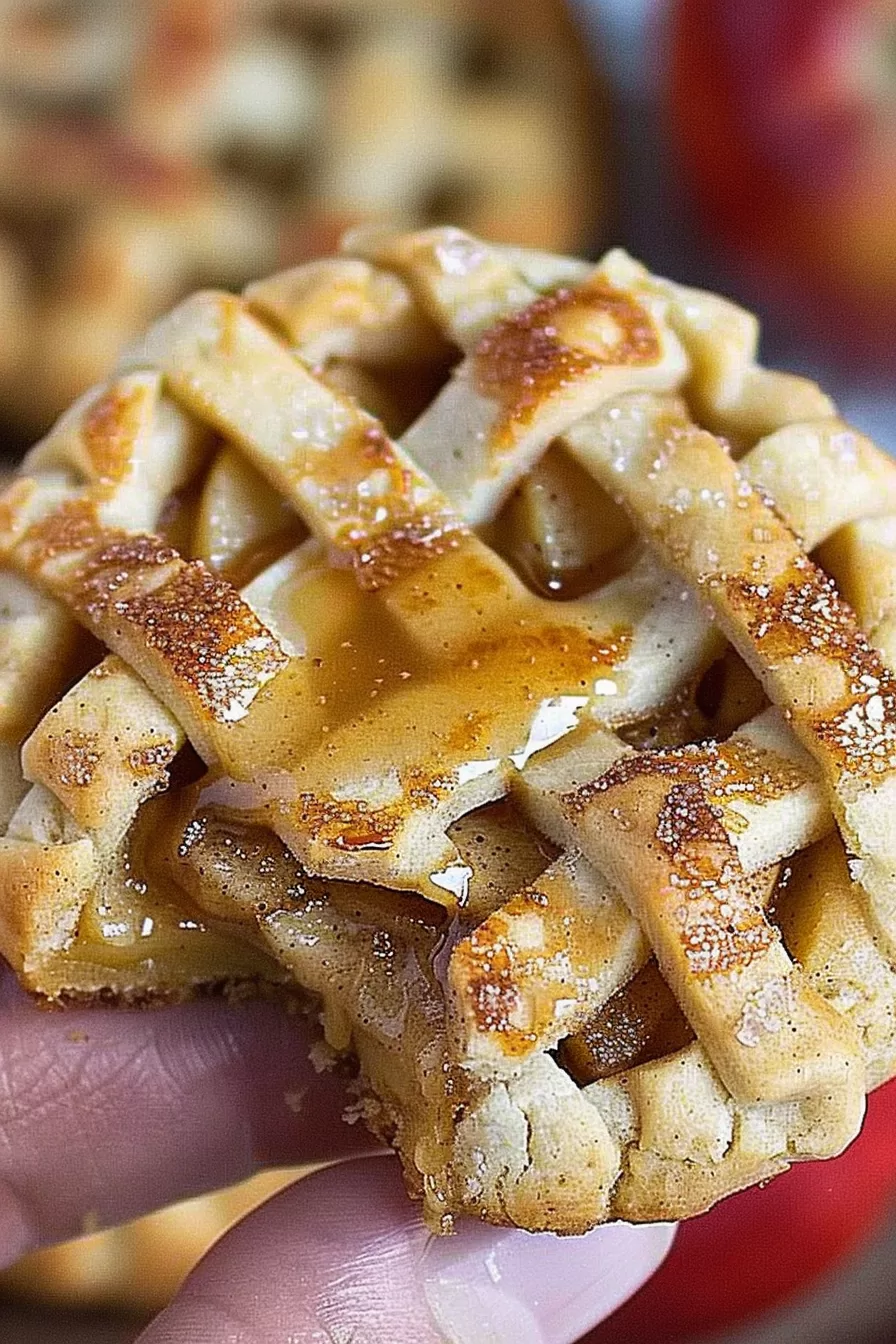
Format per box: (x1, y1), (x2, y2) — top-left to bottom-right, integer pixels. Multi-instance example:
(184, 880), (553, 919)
(137, 1154), (674, 1344)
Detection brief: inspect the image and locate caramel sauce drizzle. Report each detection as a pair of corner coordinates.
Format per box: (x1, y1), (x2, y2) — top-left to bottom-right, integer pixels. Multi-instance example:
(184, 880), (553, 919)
(312, 423), (469, 592)
(267, 614), (632, 866)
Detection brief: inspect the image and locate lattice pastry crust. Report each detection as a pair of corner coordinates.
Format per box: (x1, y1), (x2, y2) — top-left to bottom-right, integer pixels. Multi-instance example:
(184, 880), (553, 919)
(2, 225), (896, 1236)
(0, 0), (597, 439)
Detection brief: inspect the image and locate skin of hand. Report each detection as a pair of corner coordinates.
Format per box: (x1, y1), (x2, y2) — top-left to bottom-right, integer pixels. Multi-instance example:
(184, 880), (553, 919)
(0, 966), (673, 1343)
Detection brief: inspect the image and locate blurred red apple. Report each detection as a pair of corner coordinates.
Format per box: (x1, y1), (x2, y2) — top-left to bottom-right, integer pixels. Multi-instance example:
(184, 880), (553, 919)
(669, 0), (896, 368)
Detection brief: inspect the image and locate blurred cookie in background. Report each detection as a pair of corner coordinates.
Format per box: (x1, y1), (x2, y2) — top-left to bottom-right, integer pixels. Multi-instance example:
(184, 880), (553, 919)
(0, 1168), (304, 1317)
(0, 0), (605, 446)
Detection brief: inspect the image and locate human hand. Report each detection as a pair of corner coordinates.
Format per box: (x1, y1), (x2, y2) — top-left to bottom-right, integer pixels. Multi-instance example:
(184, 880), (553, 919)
(0, 966), (673, 1342)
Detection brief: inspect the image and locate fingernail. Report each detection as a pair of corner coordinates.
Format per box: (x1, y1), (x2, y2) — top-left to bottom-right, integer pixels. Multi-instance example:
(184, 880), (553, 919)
(0, 1179), (38, 1269)
(419, 1219), (675, 1344)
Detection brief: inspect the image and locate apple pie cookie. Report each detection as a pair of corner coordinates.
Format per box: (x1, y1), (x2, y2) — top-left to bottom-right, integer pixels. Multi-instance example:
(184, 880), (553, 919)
(2, 226), (896, 1236)
(0, 0), (598, 439)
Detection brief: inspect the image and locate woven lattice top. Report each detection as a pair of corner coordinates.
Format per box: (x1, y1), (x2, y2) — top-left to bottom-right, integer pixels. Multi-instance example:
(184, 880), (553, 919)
(2, 225), (895, 1234)
(0, 0), (596, 440)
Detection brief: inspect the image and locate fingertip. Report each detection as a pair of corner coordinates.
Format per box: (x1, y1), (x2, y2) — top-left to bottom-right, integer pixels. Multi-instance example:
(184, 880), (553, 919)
(138, 1157), (436, 1344)
(419, 1210), (676, 1344)
(138, 1156), (674, 1344)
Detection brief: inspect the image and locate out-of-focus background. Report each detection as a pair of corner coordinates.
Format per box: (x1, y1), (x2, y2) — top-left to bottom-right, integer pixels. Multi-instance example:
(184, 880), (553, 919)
(2, 0), (896, 1340)
(584, 0), (896, 454)
(0, 0), (601, 451)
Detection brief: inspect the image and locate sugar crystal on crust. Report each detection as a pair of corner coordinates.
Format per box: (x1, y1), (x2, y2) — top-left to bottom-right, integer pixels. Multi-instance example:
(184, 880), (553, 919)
(45, 728), (102, 789)
(126, 741), (177, 781)
(727, 559), (896, 777)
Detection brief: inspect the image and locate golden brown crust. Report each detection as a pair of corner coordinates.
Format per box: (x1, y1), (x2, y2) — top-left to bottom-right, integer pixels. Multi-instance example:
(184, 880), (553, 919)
(3, 227), (896, 1258)
(473, 280), (662, 447)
